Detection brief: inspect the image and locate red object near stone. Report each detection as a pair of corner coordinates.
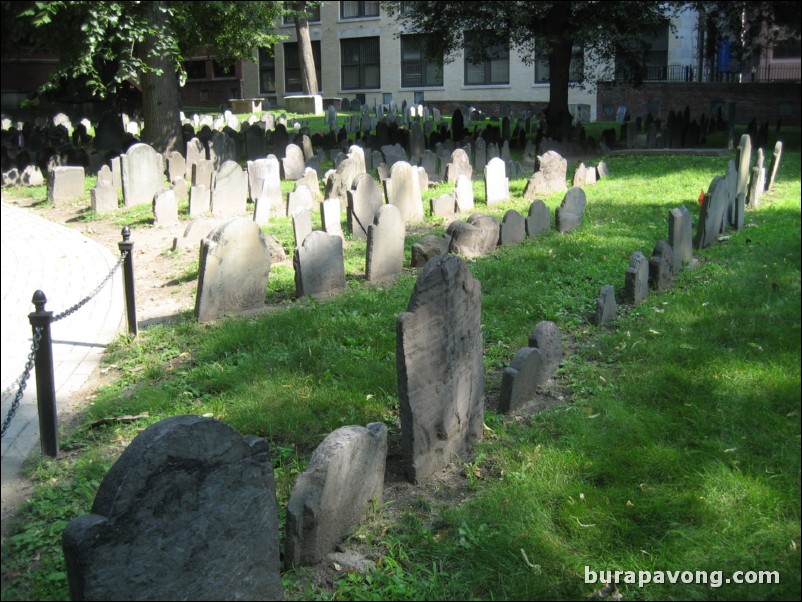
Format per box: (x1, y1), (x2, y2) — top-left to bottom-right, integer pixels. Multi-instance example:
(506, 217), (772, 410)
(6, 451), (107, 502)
(698, 189), (705, 205)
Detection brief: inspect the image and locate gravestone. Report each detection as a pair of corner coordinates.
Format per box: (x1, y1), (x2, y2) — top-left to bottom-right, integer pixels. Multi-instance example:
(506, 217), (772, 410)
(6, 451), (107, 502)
(649, 240), (674, 291)
(366, 204), (406, 282)
(254, 177), (282, 225)
(47, 166), (85, 205)
(247, 158), (276, 203)
(498, 210), (526, 246)
(409, 121), (425, 164)
(736, 134), (752, 199)
(189, 185), (211, 216)
(210, 161), (248, 218)
(593, 285), (617, 325)
(294, 231), (346, 300)
(285, 423), (387, 569)
(525, 199), (550, 238)
(91, 179), (117, 214)
(694, 176), (727, 249)
(421, 149), (438, 180)
(380, 143), (408, 168)
(321, 198), (344, 239)
(484, 157), (509, 206)
(195, 219), (271, 322)
(474, 137), (487, 170)
(297, 167), (322, 201)
(347, 173), (384, 239)
(62, 415), (282, 601)
(454, 175), (474, 213)
(596, 161), (609, 180)
(523, 151), (567, 198)
(555, 187), (587, 233)
(529, 321), (563, 377)
(282, 143), (306, 180)
(396, 254), (483, 483)
(244, 124), (268, 161)
(445, 148), (473, 183)
(286, 184), (315, 216)
(572, 163), (588, 187)
(431, 193), (457, 217)
(385, 161), (424, 224)
(292, 208), (313, 249)
(623, 251), (649, 305)
(172, 217), (219, 251)
(447, 213), (500, 258)
(153, 189), (178, 226)
(172, 176), (188, 202)
(167, 151), (186, 183)
(209, 131), (237, 169)
(668, 205), (693, 272)
(192, 159), (214, 189)
(498, 346), (548, 413)
(121, 143), (164, 207)
(411, 235), (450, 268)
(765, 141), (782, 191)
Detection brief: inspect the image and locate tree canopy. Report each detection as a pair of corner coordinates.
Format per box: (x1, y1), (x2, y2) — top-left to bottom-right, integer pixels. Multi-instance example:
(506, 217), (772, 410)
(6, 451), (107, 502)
(2, 1), (287, 153)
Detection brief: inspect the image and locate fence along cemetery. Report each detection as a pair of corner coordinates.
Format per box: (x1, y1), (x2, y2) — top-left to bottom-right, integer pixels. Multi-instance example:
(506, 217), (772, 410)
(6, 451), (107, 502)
(0, 103), (786, 597)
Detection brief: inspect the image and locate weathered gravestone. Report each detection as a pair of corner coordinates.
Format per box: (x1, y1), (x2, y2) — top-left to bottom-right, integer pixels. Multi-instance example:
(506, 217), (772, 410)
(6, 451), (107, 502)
(171, 217), (219, 251)
(648, 240), (674, 291)
(167, 151), (186, 183)
(572, 163), (589, 187)
(285, 423), (387, 569)
(523, 151), (567, 199)
(525, 199), (550, 238)
(282, 143), (306, 180)
(431, 193), (457, 217)
(189, 184), (211, 217)
(91, 179), (117, 215)
(153, 189), (179, 226)
(499, 346), (546, 413)
(454, 175), (474, 212)
(47, 166), (85, 206)
(321, 198), (344, 239)
(529, 321), (563, 376)
(447, 213), (500, 258)
(396, 254), (483, 483)
(286, 184), (315, 217)
(294, 231), (346, 299)
(592, 284), (617, 326)
(209, 130), (237, 169)
(121, 143), (165, 207)
(292, 208), (313, 249)
(192, 158), (215, 189)
(498, 210), (526, 246)
(62, 415), (283, 601)
(347, 173), (383, 239)
(484, 157), (509, 206)
(694, 175), (727, 249)
(195, 219), (271, 322)
(411, 235), (450, 268)
(385, 161), (424, 224)
(765, 141), (782, 191)
(668, 205), (693, 272)
(185, 137), (206, 180)
(366, 204), (405, 282)
(623, 251), (649, 305)
(555, 187), (587, 233)
(736, 134), (752, 199)
(211, 161), (248, 218)
(445, 148), (473, 183)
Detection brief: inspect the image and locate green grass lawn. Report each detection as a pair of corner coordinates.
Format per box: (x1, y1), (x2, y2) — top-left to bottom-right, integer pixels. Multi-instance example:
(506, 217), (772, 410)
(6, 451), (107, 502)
(2, 124), (799, 601)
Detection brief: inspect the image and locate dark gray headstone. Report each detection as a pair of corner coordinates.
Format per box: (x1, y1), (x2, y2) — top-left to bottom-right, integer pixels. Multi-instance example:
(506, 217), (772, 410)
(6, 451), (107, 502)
(499, 347), (546, 413)
(411, 235), (450, 268)
(294, 231), (346, 299)
(209, 131), (236, 169)
(195, 218), (271, 322)
(447, 213), (500, 258)
(593, 284), (617, 325)
(555, 187), (587, 233)
(649, 240), (674, 291)
(397, 254), (483, 483)
(525, 199), (550, 238)
(623, 251), (649, 305)
(62, 415), (282, 601)
(668, 205), (692, 271)
(366, 204), (405, 282)
(285, 423), (387, 569)
(528, 321), (562, 377)
(498, 210), (526, 246)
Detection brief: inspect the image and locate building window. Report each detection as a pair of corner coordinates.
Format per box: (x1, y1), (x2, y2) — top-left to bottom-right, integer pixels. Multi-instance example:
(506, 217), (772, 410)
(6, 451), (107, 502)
(258, 48), (276, 94)
(341, 1), (379, 19)
(184, 60), (208, 81)
(284, 41), (322, 93)
(283, 4), (321, 25)
(534, 42), (585, 83)
(212, 60), (236, 79)
(615, 22), (669, 81)
(401, 34), (443, 87)
(464, 34), (509, 85)
(341, 37), (380, 89)
(772, 37), (801, 59)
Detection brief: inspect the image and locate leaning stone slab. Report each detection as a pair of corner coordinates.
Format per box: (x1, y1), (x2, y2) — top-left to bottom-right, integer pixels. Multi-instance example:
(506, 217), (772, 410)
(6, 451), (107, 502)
(499, 347), (546, 413)
(285, 423), (387, 569)
(397, 254), (483, 483)
(47, 166), (85, 205)
(765, 140), (782, 191)
(592, 284), (617, 325)
(623, 251), (649, 305)
(525, 199), (550, 238)
(555, 187), (587, 233)
(62, 415), (283, 601)
(294, 231), (346, 300)
(194, 219), (271, 322)
(447, 213), (500, 258)
(366, 204), (405, 282)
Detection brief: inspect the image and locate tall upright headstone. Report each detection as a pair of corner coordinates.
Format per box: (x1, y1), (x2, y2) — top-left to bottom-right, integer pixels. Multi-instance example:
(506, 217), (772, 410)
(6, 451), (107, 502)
(121, 143), (164, 207)
(294, 231), (347, 299)
(366, 204), (405, 282)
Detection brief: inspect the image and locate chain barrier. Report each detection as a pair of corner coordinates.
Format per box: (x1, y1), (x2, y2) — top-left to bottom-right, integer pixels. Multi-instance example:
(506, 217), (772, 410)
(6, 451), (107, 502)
(0, 250), (128, 439)
(1, 327), (42, 438)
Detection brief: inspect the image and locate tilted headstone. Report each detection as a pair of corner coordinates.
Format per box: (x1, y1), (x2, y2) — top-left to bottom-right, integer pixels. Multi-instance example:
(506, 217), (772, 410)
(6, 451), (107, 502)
(649, 240), (674, 291)
(526, 199), (550, 238)
(321, 198), (344, 239)
(210, 160), (248, 218)
(411, 235), (450, 268)
(747, 163), (765, 208)
(765, 141), (782, 191)
(484, 157), (509, 206)
(736, 134), (752, 199)
(445, 148), (473, 183)
(189, 184), (211, 216)
(385, 161), (424, 224)
(555, 187), (587, 233)
(325, 155), (364, 208)
(47, 166), (85, 205)
(724, 160), (738, 227)
(668, 205), (693, 271)
(195, 218), (271, 322)
(62, 415), (282, 601)
(347, 173), (383, 239)
(447, 213), (500, 258)
(153, 189), (178, 226)
(523, 151), (567, 199)
(396, 254), (483, 483)
(366, 204), (406, 282)
(498, 210), (526, 246)
(499, 347), (546, 413)
(285, 423), (388, 569)
(294, 231), (346, 300)
(623, 251), (649, 305)
(592, 284), (617, 325)
(121, 143), (164, 207)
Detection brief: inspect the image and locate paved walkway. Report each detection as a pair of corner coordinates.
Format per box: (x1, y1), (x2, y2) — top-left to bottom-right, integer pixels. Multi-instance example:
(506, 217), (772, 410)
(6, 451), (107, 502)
(1, 201), (124, 531)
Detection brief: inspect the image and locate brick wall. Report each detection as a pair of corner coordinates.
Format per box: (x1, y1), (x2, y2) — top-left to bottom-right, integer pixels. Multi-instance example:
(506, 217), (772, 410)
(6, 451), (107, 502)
(597, 81), (801, 126)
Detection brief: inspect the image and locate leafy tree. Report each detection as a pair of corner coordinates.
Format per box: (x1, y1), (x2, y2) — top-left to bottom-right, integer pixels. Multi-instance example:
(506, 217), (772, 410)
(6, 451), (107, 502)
(3, 1), (286, 154)
(383, 1), (676, 140)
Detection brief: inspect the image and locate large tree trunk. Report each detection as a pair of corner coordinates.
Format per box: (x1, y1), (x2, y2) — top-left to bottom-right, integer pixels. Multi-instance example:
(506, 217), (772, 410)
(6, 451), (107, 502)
(137, 1), (184, 156)
(544, 37), (574, 142)
(295, 6), (318, 95)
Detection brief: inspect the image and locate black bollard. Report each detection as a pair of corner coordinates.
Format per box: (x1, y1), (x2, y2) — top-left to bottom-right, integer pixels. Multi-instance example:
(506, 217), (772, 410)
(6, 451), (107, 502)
(28, 290), (58, 458)
(118, 226), (138, 337)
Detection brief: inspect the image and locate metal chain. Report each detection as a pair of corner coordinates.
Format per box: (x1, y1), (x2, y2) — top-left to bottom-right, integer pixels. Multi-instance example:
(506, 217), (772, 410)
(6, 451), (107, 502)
(52, 251), (128, 323)
(1, 327), (42, 439)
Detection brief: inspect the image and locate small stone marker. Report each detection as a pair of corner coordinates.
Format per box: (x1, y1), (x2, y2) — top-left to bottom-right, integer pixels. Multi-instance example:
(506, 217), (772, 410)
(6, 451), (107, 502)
(91, 179), (117, 214)
(285, 423), (387, 569)
(555, 187), (587, 233)
(526, 199), (550, 238)
(396, 254), (484, 483)
(498, 210), (526, 246)
(447, 213), (500, 258)
(499, 347), (546, 413)
(62, 415), (283, 601)
(195, 218), (271, 322)
(623, 251), (649, 305)
(153, 189), (178, 226)
(593, 284), (617, 325)
(648, 240), (674, 291)
(47, 166), (85, 205)
(294, 231), (346, 300)
(668, 205), (693, 272)
(529, 321), (563, 376)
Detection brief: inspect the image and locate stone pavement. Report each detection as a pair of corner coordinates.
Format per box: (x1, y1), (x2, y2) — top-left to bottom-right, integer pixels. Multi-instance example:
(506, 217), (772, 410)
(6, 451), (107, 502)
(1, 201), (124, 532)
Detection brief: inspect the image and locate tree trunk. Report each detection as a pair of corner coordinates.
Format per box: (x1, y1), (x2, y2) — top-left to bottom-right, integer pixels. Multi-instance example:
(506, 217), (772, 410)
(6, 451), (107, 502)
(295, 10), (318, 95)
(544, 37), (573, 142)
(137, 1), (184, 156)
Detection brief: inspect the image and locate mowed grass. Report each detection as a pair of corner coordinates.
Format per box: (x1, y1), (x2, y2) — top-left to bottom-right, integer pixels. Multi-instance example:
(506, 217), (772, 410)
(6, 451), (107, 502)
(1, 125), (799, 601)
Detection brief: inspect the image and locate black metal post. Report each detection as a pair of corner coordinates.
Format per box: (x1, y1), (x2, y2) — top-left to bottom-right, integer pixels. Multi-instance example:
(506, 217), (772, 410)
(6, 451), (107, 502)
(118, 226), (138, 337)
(28, 290), (58, 458)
